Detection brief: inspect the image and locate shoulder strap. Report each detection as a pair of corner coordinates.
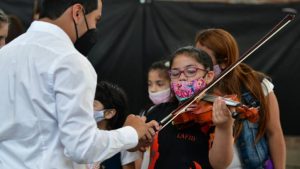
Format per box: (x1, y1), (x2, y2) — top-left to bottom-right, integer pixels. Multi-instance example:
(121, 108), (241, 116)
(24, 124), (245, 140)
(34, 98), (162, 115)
(240, 86), (260, 108)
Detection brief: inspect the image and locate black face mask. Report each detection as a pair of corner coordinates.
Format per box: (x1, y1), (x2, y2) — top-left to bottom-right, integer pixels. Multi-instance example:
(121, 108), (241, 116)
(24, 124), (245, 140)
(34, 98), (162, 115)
(74, 28), (98, 56)
(73, 11), (98, 56)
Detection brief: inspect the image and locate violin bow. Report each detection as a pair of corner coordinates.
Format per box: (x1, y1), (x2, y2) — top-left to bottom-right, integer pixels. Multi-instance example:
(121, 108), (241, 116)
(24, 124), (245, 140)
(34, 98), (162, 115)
(159, 13), (296, 130)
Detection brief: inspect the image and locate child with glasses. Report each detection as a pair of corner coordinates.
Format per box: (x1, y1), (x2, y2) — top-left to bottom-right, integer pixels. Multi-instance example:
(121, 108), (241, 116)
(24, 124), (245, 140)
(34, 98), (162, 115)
(74, 81), (139, 169)
(146, 46), (235, 169)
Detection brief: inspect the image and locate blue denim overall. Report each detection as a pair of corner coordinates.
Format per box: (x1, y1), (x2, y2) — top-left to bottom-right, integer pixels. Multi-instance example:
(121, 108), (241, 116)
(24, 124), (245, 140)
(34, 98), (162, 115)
(235, 91), (271, 169)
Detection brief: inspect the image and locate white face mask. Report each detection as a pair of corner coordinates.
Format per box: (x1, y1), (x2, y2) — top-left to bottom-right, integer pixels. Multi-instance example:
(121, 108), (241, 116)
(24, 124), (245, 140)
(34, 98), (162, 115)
(148, 88), (171, 105)
(94, 110), (105, 122)
(213, 64), (222, 76)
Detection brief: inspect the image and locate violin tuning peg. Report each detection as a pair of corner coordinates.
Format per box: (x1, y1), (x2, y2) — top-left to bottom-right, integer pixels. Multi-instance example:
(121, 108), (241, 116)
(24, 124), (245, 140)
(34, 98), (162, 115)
(231, 111), (243, 122)
(231, 111), (239, 118)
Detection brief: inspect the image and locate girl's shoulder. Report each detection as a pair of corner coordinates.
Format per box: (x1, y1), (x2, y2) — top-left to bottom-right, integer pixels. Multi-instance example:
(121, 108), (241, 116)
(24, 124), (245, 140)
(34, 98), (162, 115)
(261, 78), (274, 96)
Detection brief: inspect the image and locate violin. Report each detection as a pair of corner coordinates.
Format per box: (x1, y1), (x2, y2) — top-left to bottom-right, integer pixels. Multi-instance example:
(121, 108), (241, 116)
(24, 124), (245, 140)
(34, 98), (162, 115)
(159, 13), (295, 130)
(172, 94), (259, 127)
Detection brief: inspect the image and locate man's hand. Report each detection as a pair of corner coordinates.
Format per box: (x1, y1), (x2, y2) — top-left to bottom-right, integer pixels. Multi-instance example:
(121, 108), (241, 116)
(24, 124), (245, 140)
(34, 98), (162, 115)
(124, 115), (159, 151)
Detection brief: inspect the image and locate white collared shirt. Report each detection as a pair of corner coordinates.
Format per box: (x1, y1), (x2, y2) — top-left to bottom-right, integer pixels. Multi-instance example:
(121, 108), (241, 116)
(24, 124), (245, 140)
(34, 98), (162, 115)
(0, 21), (138, 169)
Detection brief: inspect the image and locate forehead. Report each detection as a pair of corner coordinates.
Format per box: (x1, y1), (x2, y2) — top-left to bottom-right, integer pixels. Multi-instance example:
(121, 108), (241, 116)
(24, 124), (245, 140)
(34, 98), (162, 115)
(95, 0), (103, 14)
(197, 43), (212, 54)
(172, 54), (204, 68)
(148, 69), (168, 80)
(94, 100), (104, 109)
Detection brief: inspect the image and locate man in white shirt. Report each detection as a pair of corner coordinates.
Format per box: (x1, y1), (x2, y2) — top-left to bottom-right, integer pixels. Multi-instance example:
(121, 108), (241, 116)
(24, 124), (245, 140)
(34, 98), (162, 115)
(0, 0), (159, 169)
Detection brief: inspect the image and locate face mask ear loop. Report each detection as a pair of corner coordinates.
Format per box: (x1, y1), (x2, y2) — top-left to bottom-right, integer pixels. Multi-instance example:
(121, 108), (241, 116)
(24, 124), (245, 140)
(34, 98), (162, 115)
(82, 8), (90, 30)
(73, 19), (79, 41)
(202, 70), (211, 84)
(202, 70), (208, 79)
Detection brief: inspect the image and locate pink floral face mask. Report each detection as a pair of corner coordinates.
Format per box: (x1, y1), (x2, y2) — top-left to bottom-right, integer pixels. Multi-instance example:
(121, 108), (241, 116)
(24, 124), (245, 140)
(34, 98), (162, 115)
(171, 77), (207, 102)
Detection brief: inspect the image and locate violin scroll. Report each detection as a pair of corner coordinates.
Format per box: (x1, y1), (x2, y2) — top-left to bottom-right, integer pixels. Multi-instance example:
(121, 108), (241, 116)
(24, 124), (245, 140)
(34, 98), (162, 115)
(171, 94), (259, 127)
(234, 106), (259, 123)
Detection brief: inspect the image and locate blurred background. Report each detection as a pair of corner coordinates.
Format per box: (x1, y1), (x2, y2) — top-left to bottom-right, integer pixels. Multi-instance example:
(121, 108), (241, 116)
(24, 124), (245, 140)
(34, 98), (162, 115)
(0, 0), (299, 168)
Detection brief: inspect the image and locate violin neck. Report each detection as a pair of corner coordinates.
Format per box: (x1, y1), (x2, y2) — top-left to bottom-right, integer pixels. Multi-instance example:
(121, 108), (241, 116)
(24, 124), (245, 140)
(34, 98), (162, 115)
(202, 94), (241, 107)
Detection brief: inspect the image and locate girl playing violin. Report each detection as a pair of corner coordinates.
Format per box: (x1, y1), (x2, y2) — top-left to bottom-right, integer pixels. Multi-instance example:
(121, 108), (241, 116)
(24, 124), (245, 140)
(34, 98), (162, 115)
(147, 46), (235, 169)
(195, 28), (286, 169)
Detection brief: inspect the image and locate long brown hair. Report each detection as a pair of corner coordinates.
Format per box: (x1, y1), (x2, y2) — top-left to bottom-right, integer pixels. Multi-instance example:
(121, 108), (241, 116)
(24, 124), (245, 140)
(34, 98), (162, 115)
(195, 29), (269, 142)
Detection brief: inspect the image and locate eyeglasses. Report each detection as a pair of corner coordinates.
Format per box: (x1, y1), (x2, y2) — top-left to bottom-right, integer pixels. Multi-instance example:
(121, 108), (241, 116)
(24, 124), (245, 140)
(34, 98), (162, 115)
(168, 66), (208, 79)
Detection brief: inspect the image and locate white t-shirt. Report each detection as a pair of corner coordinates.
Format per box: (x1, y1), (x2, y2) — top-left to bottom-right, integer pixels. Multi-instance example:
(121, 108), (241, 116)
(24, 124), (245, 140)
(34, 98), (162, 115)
(121, 150), (140, 165)
(140, 147), (151, 169)
(227, 78), (274, 169)
(73, 150), (139, 169)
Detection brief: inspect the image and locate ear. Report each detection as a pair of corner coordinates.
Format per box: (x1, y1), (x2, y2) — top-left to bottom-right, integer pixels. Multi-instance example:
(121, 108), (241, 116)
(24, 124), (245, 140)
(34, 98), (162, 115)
(220, 63), (227, 70)
(205, 71), (215, 84)
(71, 4), (84, 24)
(104, 109), (117, 120)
